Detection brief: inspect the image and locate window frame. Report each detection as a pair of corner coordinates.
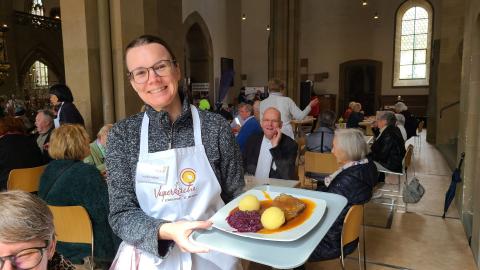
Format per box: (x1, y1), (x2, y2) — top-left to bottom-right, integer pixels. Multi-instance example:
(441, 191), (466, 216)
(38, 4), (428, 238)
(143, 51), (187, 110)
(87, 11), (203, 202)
(392, 0), (434, 88)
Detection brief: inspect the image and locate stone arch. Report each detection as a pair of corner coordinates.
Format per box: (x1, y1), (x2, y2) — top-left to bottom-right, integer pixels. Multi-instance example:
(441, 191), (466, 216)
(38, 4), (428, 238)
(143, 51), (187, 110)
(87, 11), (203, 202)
(183, 11), (213, 105)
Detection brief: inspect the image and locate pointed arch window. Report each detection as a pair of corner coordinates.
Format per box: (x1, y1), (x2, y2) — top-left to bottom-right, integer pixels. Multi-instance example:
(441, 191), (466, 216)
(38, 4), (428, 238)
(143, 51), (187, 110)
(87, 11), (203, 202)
(31, 0), (44, 16)
(25, 60), (49, 89)
(393, 0), (433, 87)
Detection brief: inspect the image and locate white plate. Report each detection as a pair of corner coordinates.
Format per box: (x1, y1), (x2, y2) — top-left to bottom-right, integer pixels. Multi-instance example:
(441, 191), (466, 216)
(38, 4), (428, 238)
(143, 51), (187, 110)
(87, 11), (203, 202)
(210, 189), (327, 241)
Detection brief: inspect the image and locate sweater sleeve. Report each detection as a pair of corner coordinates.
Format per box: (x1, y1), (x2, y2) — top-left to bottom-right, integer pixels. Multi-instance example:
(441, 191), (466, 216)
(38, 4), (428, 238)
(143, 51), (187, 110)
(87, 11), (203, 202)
(106, 124), (173, 258)
(217, 118), (245, 202)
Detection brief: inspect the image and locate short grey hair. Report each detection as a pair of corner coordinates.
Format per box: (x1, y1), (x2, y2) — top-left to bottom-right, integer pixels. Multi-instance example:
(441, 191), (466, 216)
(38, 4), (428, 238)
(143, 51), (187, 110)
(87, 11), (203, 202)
(37, 109), (54, 124)
(395, 113), (405, 125)
(0, 191), (54, 243)
(238, 103), (253, 114)
(394, 102), (408, 112)
(334, 129), (369, 161)
(377, 111), (397, 126)
(318, 110), (336, 129)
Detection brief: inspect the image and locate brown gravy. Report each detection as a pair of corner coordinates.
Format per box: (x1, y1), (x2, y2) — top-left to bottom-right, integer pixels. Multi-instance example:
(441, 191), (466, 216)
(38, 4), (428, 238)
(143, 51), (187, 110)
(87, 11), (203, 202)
(229, 195), (316, 234)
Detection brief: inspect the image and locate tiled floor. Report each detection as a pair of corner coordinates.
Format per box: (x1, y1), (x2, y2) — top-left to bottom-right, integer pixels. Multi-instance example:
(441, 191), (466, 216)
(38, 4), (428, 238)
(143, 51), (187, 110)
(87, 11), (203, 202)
(247, 131), (478, 270)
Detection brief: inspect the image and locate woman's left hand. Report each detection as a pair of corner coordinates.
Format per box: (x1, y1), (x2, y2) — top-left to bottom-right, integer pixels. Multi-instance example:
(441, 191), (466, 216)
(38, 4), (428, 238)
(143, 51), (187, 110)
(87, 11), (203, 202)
(159, 220), (212, 253)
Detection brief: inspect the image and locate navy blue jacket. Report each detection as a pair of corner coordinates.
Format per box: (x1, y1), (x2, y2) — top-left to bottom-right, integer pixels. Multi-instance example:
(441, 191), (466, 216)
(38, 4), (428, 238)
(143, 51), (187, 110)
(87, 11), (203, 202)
(309, 159), (378, 261)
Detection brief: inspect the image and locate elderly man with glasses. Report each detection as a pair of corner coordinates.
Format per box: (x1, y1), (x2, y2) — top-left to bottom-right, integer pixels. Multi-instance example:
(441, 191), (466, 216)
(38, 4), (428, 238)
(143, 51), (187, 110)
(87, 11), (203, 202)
(243, 107), (298, 180)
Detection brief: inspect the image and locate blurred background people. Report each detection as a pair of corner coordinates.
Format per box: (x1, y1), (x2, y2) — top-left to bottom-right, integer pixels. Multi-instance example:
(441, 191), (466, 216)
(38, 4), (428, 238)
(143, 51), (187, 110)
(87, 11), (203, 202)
(368, 111), (406, 182)
(342, 101), (356, 121)
(307, 110), (336, 153)
(84, 124), (113, 175)
(38, 124), (119, 267)
(346, 102), (364, 128)
(394, 101), (417, 140)
(260, 78), (318, 139)
(49, 84), (84, 127)
(395, 113), (407, 141)
(34, 109), (55, 162)
(235, 103), (261, 153)
(0, 190), (75, 270)
(0, 116), (43, 190)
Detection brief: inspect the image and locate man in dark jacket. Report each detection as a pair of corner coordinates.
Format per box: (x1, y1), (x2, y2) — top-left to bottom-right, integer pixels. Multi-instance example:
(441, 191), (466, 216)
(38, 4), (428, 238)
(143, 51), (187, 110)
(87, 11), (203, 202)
(243, 107), (298, 180)
(369, 111), (406, 173)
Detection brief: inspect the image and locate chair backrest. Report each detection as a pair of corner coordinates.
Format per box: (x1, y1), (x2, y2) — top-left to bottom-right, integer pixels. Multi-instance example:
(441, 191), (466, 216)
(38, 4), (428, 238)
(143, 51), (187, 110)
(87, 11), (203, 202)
(7, 165), (47, 192)
(304, 151), (339, 175)
(49, 205), (93, 244)
(342, 204), (364, 246)
(404, 144), (414, 169)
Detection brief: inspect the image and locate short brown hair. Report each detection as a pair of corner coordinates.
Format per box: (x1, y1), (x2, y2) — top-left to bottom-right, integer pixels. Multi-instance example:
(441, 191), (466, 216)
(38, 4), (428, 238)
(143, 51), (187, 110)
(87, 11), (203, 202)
(268, 78), (286, 92)
(0, 191), (54, 243)
(48, 124), (90, 160)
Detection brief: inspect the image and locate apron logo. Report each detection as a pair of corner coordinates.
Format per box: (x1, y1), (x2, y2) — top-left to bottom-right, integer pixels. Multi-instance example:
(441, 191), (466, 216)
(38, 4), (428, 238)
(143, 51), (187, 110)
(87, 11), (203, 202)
(180, 168), (196, 186)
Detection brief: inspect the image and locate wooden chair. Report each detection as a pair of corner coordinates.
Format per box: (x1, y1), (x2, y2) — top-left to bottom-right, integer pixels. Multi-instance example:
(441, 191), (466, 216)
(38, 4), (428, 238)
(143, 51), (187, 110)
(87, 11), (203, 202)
(340, 205), (364, 269)
(48, 205), (94, 270)
(7, 165), (47, 192)
(303, 151), (339, 189)
(375, 144), (414, 211)
(308, 204), (365, 270)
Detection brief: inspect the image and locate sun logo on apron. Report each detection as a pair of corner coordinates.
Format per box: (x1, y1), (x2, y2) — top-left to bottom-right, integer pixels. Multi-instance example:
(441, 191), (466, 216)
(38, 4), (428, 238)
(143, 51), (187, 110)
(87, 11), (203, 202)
(180, 168), (196, 186)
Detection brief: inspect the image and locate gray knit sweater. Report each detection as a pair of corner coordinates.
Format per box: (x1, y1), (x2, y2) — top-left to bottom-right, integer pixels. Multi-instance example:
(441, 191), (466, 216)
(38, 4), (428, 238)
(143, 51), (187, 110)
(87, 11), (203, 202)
(105, 97), (244, 258)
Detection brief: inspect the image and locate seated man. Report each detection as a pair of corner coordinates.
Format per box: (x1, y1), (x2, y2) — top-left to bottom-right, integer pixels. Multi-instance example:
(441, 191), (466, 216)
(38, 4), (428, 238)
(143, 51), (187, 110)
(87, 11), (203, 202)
(243, 107), (298, 180)
(368, 111), (406, 176)
(34, 109), (55, 162)
(236, 103), (262, 153)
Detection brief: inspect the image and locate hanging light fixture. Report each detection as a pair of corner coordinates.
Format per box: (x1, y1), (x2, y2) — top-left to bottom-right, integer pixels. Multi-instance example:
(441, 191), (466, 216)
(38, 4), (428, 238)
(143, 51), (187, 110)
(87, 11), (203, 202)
(373, 12), (379, 19)
(362, 0), (368, 6)
(241, 14), (246, 21)
(266, 25), (271, 31)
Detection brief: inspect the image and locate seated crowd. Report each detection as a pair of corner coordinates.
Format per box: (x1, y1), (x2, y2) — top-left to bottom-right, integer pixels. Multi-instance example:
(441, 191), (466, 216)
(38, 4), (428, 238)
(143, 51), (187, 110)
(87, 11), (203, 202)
(0, 76), (417, 269)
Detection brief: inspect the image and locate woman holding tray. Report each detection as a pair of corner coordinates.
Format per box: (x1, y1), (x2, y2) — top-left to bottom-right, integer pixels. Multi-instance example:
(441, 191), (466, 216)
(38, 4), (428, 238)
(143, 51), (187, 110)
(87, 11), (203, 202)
(106, 34), (244, 270)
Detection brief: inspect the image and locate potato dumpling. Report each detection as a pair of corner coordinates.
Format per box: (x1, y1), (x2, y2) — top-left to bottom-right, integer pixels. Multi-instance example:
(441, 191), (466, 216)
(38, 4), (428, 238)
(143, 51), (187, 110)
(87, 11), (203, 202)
(238, 194), (260, 211)
(261, 206), (285, 230)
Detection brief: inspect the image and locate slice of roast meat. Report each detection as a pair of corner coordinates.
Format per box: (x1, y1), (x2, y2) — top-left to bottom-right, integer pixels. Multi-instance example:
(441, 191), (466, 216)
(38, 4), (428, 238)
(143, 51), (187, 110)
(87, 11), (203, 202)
(271, 193), (306, 221)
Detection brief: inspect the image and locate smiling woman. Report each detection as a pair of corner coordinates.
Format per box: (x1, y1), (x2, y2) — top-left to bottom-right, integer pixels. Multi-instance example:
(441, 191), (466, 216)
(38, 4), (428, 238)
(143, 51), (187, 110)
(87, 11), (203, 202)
(0, 190), (75, 270)
(106, 35), (244, 270)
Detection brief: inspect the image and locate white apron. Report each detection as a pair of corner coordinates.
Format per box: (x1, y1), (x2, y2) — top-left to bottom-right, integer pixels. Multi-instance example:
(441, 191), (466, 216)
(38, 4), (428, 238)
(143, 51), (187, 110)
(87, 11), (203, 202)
(53, 102), (63, 128)
(111, 105), (241, 270)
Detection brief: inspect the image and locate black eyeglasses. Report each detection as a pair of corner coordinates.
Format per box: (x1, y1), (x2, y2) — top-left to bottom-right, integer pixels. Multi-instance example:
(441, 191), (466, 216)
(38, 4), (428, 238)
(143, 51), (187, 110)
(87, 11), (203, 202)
(0, 244), (48, 270)
(127, 59), (176, 84)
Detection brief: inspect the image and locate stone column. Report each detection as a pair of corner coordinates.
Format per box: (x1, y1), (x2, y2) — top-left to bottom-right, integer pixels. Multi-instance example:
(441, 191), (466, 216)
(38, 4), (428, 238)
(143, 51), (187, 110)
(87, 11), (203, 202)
(461, 0), (480, 264)
(60, 0), (103, 135)
(269, 0), (299, 102)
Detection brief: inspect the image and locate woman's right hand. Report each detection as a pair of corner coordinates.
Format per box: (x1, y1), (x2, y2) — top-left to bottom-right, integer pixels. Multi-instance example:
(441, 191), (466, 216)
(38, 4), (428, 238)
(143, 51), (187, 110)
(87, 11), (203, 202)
(159, 220), (212, 253)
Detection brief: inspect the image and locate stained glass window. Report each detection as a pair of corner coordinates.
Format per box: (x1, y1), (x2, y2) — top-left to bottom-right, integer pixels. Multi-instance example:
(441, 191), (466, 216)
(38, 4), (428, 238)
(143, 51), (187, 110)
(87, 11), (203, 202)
(393, 1), (432, 87)
(26, 61), (49, 89)
(399, 7), (428, 79)
(31, 0), (44, 16)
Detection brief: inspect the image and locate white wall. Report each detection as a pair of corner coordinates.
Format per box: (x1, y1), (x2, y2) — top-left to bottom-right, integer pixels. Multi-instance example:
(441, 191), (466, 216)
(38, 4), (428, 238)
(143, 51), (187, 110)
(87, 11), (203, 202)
(241, 0), (270, 88)
(299, 0), (441, 96)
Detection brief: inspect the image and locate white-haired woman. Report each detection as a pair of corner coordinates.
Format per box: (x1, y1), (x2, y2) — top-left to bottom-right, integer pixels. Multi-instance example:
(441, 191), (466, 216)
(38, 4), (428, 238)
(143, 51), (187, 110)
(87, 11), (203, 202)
(0, 190), (75, 270)
(84, 124), (113, 174)
(394, 102), (417, 139)
(395, 113), (407, 141)
(299, 129), (378, 267)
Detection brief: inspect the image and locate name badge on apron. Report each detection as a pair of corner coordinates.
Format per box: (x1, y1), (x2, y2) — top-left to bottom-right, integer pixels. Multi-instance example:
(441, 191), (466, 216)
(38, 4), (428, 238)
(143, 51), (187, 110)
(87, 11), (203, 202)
(136, 162), (169, 185)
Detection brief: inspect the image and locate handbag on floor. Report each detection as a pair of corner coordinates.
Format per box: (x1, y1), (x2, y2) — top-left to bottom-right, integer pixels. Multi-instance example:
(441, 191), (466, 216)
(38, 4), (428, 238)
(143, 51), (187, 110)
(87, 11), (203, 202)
(403, 177), (425, 203)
